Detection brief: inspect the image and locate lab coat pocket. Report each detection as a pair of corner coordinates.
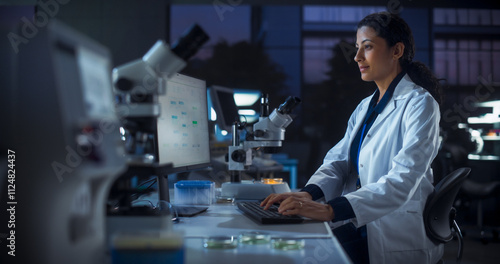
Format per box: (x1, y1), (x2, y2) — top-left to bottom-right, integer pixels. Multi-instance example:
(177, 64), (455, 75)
(379, 201), (427, 252)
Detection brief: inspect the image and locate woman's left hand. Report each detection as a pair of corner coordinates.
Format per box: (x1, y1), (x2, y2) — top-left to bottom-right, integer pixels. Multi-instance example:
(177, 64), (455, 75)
(278, 197), (335, 222)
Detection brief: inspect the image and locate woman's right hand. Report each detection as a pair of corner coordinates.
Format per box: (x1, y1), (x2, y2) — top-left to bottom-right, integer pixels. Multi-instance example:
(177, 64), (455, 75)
(260, 191), (312, 210)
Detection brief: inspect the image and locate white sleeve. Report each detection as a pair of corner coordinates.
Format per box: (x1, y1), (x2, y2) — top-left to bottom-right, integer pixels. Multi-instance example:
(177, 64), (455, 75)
(305, 102), (364, 201)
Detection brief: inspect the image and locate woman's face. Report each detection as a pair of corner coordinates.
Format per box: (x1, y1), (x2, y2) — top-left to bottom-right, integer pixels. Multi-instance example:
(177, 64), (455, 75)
(354, 26), (400, 88)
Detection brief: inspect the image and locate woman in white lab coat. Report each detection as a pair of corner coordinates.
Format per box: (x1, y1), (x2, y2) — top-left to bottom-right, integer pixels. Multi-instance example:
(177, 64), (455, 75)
(261, 12), (443, 264)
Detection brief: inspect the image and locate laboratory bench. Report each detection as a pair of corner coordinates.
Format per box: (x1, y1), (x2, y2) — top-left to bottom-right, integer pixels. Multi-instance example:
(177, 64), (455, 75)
(172, 203), (352, 264)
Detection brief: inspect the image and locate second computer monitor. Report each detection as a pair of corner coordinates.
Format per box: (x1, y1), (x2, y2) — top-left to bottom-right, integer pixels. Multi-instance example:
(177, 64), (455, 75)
(157, 73), (211, 172)
(209, 85), (241, 132)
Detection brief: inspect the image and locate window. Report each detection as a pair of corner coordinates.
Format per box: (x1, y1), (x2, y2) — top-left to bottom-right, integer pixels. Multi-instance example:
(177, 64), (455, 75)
(170, 5), (251, 60)
(434, 8), (500, 26)
(433, 8), (500, 85)
(434, 39), (500, 85)
(303, 5), (385, 23)
(302, 6), (384, 84)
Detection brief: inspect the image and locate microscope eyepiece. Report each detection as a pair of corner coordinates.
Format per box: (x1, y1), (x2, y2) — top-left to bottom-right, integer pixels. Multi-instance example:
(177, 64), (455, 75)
(277, 96), (301, 114)
(171, 24), (210, 61)
(115, 78), (134, 91)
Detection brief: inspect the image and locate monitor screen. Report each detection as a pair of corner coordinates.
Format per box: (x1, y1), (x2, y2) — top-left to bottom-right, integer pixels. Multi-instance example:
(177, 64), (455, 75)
(77, 46), (116, 120)
(157, 73), (211, 172)
(209, 85), (240, 132)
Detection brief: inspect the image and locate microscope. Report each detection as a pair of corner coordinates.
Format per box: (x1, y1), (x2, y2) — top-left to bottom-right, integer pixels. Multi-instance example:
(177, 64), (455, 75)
(112, 24), (209, 165)
(106, 24), (209, 241)
(221, 95), (301, 199)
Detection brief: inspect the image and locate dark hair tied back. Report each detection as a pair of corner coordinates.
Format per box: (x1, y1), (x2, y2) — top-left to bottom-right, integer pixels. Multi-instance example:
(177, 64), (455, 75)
(358, 12), (443, 105)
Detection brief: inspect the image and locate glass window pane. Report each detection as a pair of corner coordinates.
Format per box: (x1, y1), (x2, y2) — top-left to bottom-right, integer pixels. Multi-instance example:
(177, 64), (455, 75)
(469, 50), (480, 85)
(303, 5), (384, 23)
(479, 51), (492, 81)
(434, 39), (446, 50)
(479, 9), (492, 26)
(481, 40), (492, 50)
(303, 37), (342, 84)
(457, 50), (468, 85)
(170, 5), (250, 60)
(434, 50), (446, 80)
(448, 40), (457, 49)
(303, 6), (319, 22)
(469, 40), (480, 51)
(457, 9), (468, 25)
(447, 50), (457, 85)
(434, 8), (446, 25)
(445, 8), (457, 25)
(493, 10), (500, 25)
(458, 40), (468, 50)
(468, 9), (481, 25)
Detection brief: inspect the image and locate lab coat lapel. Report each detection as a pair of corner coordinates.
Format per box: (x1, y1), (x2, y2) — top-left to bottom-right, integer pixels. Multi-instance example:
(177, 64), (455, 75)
(363, 74), (413, 139)
(349, 95), (373, 147)
(367, 98), (396, 135)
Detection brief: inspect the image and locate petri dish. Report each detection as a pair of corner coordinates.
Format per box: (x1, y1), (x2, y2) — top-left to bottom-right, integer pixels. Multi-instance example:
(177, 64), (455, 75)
(271, 238), (305, 250)
(203, 236), (238, 249)
(239, 232), (271, 245)
(261, 178), (283, 184)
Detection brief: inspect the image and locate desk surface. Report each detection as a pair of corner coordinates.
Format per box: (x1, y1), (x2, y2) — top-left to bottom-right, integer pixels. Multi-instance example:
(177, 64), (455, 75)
(173, 203), (352, 264)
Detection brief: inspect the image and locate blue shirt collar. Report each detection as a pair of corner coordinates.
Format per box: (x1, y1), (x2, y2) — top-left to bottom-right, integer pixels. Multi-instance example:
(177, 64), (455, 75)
(368, 71), (406, 114)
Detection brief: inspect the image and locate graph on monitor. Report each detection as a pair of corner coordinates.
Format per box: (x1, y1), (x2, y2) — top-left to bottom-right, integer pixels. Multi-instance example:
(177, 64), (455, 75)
(157, 73), (211, 171)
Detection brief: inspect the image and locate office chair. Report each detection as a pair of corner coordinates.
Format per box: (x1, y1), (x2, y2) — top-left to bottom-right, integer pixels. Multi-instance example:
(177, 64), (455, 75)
(424, 167), (471, 264)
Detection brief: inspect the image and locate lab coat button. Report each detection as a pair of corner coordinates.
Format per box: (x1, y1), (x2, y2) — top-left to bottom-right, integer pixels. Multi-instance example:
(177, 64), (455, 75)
(366, 134), (371, 137)
(360, 164), (364, 168)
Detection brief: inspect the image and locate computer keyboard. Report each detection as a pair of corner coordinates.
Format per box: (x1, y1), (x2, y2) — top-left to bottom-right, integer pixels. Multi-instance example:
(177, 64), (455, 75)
(237, 201), (304, 224)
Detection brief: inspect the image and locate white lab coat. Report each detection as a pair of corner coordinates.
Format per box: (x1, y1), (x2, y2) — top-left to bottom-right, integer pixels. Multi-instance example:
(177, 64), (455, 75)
(307, 74), (443, 264)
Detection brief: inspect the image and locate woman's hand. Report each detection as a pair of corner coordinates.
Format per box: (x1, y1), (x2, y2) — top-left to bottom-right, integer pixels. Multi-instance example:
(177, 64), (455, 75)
(260, 192), (312, 209)
(278, 197), (335, 222)
(260, 192), (335, 222)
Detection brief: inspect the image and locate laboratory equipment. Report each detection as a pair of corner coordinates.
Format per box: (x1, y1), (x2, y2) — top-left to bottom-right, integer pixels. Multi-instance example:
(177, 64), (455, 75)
(228, 95), (301, 172)
(174, 180), (215, 205)
(107, 73), (212, 243)
(112, 24), (209, 164)
(107, 73), (211, 212)
(209, 85), (241, 133)
(107, 24), (210, 214)
(7, 20), (127, 264)
(221, 96), (301, 199)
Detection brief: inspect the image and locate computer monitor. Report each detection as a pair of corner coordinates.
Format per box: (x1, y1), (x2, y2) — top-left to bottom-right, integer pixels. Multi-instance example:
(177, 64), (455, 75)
(156, 73), (211, 172)
(209, 85), (241, 132)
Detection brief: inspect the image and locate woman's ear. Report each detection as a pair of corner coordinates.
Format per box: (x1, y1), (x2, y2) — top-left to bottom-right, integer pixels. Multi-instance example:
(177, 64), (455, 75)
(393, 42), (405, 60)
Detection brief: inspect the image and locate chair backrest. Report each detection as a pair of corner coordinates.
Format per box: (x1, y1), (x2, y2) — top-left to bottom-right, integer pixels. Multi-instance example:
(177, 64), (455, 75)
(424, 167), (471, 243)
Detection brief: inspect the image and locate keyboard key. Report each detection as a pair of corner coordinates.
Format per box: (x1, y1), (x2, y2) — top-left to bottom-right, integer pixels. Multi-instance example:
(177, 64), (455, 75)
(237, 201), (304, 224)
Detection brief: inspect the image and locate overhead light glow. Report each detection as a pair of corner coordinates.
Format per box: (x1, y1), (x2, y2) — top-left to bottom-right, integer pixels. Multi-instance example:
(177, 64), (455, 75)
(234, 92), (260, 106)
(210, 107), (217, 121)
(238, 109), (256, 116)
